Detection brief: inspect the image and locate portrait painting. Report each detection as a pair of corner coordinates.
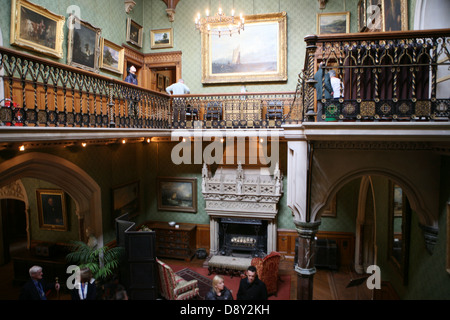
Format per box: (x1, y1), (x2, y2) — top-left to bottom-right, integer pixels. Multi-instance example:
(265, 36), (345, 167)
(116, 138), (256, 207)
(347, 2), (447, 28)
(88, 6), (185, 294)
(202, 12), (287, 84)
(317, 12), (350, 34)
(67, 14), (101, 73)
(10, 0), (65, 59)
(126, 18), (143, 48)
(157, 177), (197, 213)
(100, 38), (124, 74)
(36, 189), (68, 231)
(382, 0), (408, 31)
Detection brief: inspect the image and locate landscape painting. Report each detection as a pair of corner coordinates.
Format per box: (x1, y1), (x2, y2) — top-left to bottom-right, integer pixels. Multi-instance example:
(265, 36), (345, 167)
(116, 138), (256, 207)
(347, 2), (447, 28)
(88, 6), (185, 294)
(317, 12), (350, 34)
(67, 14), (101, 73)
(100, 38), (124, 74)
(157, 177), (197, 213)
(202, 12), (287, 84)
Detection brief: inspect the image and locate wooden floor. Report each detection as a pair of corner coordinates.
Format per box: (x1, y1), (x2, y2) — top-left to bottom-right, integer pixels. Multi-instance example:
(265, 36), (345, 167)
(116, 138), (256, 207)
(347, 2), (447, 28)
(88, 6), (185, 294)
(0, 253), (372, 301)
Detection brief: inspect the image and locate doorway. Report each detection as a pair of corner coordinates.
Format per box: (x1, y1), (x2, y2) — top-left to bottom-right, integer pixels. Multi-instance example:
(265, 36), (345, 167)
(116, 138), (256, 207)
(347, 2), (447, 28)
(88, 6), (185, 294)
(150, 66), (176, 93)
(1, 199), (27, 265)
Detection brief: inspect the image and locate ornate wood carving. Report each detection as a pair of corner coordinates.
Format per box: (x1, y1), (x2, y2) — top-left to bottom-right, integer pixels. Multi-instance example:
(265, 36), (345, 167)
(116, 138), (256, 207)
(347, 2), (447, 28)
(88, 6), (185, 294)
(162, 0), (181, 22)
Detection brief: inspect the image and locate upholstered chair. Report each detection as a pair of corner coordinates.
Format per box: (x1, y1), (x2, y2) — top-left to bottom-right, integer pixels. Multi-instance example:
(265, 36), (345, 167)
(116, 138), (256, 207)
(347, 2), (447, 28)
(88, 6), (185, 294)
(251, 251), (282, 296)
(156, 258), (199, 300)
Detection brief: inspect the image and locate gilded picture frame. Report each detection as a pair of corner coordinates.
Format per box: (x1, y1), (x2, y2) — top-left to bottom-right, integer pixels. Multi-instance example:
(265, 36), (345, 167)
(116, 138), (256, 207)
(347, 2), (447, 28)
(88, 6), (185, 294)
(126, 18), (143, 48)
(100, 38), (124, 75)
(151, 28), (173, 49)
(317, 12), (350, 35)
(358, 0), (367, 32)
(381, 0), (408, 32)
(67, 14), (101, 73)
(201, 12), (288, 84)
(36, 189), (68, 231)
(10, 0), (65, 59)
(157, 177), (197, 213)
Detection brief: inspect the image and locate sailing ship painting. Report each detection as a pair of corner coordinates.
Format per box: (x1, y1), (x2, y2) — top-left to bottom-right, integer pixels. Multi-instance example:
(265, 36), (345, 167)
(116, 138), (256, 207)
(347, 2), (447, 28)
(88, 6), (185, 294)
(211, 22), (278, 75)
(157, 177), (197, 213)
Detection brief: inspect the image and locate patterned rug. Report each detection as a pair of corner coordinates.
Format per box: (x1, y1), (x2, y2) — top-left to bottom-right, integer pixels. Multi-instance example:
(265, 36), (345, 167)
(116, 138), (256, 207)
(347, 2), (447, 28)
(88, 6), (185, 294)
(175, 268), (212, 300)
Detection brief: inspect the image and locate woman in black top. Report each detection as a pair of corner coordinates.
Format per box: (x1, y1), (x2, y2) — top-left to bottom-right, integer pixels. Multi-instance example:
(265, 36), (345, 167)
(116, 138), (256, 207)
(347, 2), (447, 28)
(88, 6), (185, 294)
(205, 275), (233, 300)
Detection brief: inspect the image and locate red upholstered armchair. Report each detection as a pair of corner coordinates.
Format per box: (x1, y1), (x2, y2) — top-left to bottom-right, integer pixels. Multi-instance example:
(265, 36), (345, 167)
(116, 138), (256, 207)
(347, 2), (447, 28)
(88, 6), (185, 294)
(156, 258), (199, 300)
(251, 251), (282, 296)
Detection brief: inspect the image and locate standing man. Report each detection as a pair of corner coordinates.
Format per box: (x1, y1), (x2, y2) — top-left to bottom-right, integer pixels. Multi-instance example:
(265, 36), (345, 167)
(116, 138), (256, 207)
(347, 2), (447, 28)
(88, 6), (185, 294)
(314, 62), (333, 122)
(237, 265), (268, 300)
(125, 66), (138, 85)
(166, 79), (190, 122)
(165, 78), (190, 95)
(19, 266), (60, 300)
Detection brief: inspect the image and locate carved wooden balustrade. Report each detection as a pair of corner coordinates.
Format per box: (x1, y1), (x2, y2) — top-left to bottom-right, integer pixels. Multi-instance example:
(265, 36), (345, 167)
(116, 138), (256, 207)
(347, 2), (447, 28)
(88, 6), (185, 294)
(0, 47), (171, 129)
(303, 29), (450, 122)
(170, 91), (302, 129)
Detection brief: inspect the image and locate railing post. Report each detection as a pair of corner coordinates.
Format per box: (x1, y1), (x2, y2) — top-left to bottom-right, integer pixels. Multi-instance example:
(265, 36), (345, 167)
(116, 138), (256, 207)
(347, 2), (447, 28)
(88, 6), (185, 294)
(108, 82), (115, 128)
(304, 35), (318, 122)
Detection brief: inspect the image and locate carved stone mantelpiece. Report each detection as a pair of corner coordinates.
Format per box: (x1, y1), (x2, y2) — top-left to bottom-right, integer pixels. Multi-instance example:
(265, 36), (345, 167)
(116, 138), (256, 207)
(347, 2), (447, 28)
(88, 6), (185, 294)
(202, 162), (283, 256)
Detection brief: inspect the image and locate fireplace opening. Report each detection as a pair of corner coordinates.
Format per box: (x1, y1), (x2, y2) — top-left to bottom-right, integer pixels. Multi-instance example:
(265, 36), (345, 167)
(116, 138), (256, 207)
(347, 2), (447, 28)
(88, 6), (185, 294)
(218, 218), (268, 258)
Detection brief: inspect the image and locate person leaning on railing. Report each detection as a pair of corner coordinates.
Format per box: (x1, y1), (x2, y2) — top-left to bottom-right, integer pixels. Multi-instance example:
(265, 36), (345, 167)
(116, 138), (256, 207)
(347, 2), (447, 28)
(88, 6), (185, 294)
(314, 62), (333, 122)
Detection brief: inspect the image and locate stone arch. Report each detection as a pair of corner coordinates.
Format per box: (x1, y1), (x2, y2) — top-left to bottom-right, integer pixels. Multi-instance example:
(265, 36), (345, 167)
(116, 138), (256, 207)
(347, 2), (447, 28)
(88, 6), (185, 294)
(0, 152), (103, 247)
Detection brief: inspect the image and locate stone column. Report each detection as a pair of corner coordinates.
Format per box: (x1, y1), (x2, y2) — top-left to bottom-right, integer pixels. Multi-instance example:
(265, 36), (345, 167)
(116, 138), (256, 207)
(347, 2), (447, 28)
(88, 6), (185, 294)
(294, 220), (321, 300)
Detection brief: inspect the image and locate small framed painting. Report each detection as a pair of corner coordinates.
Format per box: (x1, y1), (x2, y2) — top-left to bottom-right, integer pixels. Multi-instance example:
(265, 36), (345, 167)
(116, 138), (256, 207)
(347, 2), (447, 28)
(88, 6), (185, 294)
(317, 12), (350, 34)
(126, 18), (143, 48)
(157, 177), (197, 213)
(36, 189), (68, 231)
(151, 28), (173, 49)
(100, 38), (124, 74)
(382, 0), (408, 32)
(10, 0), (65, 59)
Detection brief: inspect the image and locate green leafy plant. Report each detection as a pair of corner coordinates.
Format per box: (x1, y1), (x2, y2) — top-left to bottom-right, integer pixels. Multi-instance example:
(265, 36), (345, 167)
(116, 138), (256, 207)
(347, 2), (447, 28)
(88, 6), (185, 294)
(66, 241), (125, 281)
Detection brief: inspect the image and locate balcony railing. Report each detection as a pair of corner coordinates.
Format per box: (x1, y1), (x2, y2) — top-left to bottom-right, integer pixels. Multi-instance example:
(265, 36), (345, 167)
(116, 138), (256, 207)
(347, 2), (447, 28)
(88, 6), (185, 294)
(0, 46), (302, 130)
(1, 28), (449, 131)
(0, 47), (171, 129)
(302, 29), (450, 122)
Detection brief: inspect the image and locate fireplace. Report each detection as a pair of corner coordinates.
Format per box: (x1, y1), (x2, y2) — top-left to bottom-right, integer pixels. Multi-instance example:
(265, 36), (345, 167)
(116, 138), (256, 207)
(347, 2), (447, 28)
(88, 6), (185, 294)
(201, 163), (283, 259)
(219, 218), (267, 258)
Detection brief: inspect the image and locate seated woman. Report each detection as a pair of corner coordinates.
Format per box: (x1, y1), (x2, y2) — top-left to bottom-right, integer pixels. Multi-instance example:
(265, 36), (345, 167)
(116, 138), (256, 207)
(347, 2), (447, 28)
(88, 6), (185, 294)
(205, 275), (233, 300)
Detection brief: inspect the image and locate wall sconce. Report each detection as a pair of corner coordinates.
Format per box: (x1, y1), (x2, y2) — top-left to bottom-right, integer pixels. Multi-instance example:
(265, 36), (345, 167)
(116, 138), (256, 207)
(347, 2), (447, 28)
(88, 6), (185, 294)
(318, 0), (328, 10)
(125, 0), (136, 14)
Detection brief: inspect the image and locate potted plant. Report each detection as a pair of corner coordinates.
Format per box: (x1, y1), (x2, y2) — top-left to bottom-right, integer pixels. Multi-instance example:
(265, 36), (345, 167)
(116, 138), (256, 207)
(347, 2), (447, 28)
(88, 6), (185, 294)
(66, 240), (125, 283)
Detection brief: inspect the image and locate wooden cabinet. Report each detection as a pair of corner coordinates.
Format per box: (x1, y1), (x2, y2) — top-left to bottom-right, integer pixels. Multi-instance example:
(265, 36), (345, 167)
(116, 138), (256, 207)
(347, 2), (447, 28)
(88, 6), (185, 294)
(147, 222), (196, 262)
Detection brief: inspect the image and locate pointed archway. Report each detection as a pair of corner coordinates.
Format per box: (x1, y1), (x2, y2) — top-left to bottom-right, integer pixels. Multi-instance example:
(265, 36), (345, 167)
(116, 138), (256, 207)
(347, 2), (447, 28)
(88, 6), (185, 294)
(0, 152), (103, 247)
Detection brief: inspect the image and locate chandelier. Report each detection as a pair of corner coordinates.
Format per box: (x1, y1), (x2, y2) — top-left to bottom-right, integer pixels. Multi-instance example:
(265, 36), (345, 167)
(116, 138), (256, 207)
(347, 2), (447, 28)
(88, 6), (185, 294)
(195, 1), (245, 37)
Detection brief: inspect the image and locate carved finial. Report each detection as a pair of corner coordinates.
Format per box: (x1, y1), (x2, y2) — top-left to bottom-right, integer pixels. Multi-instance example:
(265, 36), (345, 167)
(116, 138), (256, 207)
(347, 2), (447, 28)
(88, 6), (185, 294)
(125, 0), (136, 14)
(318, 0), (327, 10)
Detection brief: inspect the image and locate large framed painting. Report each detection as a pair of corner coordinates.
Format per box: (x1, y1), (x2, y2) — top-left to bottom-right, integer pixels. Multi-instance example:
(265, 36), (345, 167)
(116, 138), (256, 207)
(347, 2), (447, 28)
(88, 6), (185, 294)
(67, 14), (101, 73)
(36, 189), (68, 231)
(10, 0), (65, 59)
(112, 180), (140, 220)
(382, 0), (408, 32)
(201, 12), (287, 84)
(151, 28), (173, 49)
(100, 38), (124, 75)
(157, 177), (197, 213)
(317, 12), (350, 35)
(126, 18), (143, 48)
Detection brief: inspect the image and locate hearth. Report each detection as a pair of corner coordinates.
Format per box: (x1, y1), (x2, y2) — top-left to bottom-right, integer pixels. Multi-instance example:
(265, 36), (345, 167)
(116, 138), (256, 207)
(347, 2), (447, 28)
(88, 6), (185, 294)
(219, 218), (267, 258)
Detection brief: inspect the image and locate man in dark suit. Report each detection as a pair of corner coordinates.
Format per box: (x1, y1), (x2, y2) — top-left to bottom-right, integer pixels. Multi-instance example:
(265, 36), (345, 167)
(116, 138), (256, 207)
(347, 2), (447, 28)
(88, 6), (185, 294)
(314, 62), (333, 121)
(19, 265), (60, 300)
(237, 265), (268, 300)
